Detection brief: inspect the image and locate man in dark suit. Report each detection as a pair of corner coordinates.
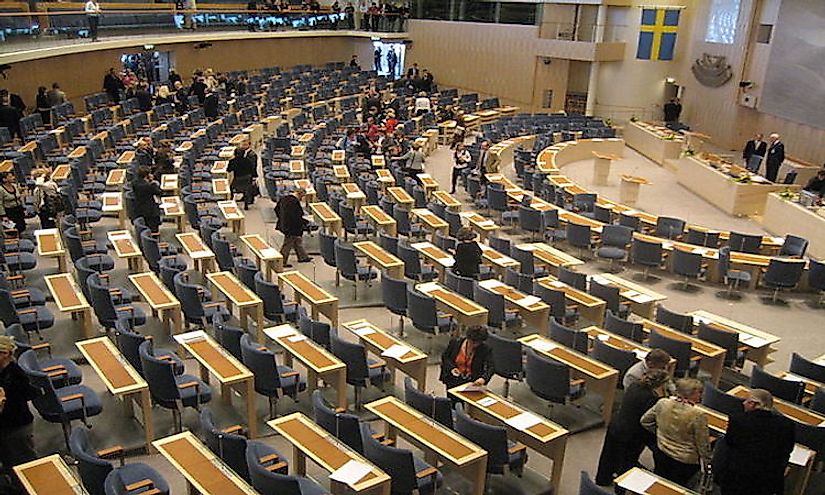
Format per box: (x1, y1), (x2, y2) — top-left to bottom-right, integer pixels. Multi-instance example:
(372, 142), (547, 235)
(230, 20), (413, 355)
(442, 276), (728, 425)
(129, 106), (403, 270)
(716, 389), (795, 495)
(131, 167), (164, 232)
(275, 189), (311, 267)
(663, 97), (682, 123)
(765, 133), (784, 182)
(742, 133), (767, 172)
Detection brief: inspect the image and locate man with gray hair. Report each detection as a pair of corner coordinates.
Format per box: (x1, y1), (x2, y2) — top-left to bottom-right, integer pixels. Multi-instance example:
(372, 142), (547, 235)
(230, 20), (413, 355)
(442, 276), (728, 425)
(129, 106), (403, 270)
(716, 388), (795, 495)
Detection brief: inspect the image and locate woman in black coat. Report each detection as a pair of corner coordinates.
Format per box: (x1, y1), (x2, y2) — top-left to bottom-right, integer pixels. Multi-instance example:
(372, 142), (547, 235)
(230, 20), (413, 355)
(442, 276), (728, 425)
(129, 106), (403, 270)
(595, 369), (670, 486)
(228, 141), (258, 209)
(439, 326), (493, 390)
(452, 227), (483, 279)
(131, 167), (163, 232)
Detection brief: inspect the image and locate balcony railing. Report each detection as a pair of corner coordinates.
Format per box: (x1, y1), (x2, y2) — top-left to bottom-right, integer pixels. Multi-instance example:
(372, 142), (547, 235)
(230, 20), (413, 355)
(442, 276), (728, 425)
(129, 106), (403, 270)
(540, 22), (628, 43)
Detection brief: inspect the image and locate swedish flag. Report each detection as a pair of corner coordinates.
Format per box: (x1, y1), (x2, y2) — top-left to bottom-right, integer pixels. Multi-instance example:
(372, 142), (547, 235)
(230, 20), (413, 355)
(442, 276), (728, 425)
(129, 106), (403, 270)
(636, 8), (680, 61)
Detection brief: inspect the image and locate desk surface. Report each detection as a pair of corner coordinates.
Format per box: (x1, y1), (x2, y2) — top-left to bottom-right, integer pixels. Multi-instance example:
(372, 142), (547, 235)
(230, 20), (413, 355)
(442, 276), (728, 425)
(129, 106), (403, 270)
(34, 228), (64, 256)
(727, 386), (825, 426)
(309, 201), (342, 222)
(44, 273), (90, 312)
(432, 190), (461, 208)
(128, 272), (180, 311)
(518, 243), (585, 267)
(361, 205), (396, 225)
(535, 277), (606, 308)
(239, 234), (283, 261)
(387, 186), (414, 204)
(206, 272), (261, 307)
(342, 319), (426, 364)
(174, 331), (252, 383)
(153, 432), (258, 495)
(366, 396), (486, 465)
(279, 270), (338, 304)
(592, 273), (667, 305)
(264, 324), (344, 373)
(108, 231), (141, 258)
(353, 241), (404, 270)
(614, 467), (697, 495)
(76, 337), (146, 396)
(638, 318), (725, 357)
(176, 233), (215, 259)
(268, 413), (390, 492)
(416, 282), (488, 318)
(689, 310), (780, 349)
(412, 208), (449, 229)
(477, 279), (550, 312)
(13, 454), (87, 495)
(217, 200), (245, 221)
(519, 334), (618, 379)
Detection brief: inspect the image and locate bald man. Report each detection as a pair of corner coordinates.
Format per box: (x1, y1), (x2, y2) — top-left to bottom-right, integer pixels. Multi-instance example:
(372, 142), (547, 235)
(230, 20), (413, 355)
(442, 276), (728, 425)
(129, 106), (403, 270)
(765, 133), (784, 182)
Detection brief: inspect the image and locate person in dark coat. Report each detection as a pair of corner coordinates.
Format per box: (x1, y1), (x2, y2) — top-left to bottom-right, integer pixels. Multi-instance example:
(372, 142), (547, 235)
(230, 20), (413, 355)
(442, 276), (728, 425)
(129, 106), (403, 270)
(0, 93), (23, 142)
(0, 336), (40, 480)
(275, 189), (311, 266)
(742, 133), (767, 172)
(440, 326), (493, 390)
(135, 138), (155, 168)
(716, 389), (795, 495)
(168, 69), (182, 86)
(203, 88), (219, 120)
(227, 141), (257, 209)
(595, 369), (670, 486)
(134, 83), (154, 112)
(103, 68), (124, 103)
(131, 166), (163, 232)
(189, 76), (207, 105)
(663, 98), (682, 123)
(765, 133), (785, 182)
(452, 227), (483, 279)
(35, 86), (51, 126)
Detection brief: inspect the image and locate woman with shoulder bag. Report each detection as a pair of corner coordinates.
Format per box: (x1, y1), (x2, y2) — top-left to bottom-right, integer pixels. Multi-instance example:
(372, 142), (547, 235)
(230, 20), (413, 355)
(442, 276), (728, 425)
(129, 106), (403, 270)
(0, 173), (27, 234)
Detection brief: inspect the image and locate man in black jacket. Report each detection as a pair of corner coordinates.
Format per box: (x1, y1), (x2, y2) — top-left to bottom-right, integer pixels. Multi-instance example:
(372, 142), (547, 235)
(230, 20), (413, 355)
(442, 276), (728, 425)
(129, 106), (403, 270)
(131, 167), (164, 232)
(716, 389), (795, 495)
(0, 336), (39, 475)
(275, 189), (311, 267)
(135, 82), (154, 112)
(204, 88), (219, 121)
(765, 133), (785, 182)
(742, 133), (767, 172)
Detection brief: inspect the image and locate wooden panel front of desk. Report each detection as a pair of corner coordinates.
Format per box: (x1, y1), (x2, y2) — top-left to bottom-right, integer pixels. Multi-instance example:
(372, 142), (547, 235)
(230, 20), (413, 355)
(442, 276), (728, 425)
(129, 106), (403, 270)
(761, 193), (825, 259)
(623, 121), (683, 166)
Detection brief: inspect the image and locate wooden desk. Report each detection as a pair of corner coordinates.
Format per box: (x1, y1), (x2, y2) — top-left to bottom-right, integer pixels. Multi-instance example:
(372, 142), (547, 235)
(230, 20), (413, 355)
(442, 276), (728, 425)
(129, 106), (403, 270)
(477, 278), (551, 329)
(212, 178), (231, 199)
(375, 169), (395, 191)
(309, 202), (343, 236)
(342, 183), (366, 213)
(106, 168), (127, 188)
(614, 467), (697, 495)
(416, 174), (439, 196)
(387, 187), (414, 209)
(332, 149), (346, 164)
(268, 413), (391, 495)
(728, 385), (825, 426)
(100, 192), (126, 228)
(174, 330), (257, 437)
(592, 152), (620, 186)
(619, 175), (651, 207)
(13, 455), (86, 495)
(217, 200), (246, 235)
(211, 160), (230, 176)
(367, 396), (488, 495)
(206, 272), (264, 339)
(411, 208), (448, 240)
(623, 121), (685, 166)
(535, 276), (607, 326)
(432, 190), (462, 210)
(333, 164), (351, 182)
(160, 174), (179, 194)
(371, 154), (386, 169)
(449, 386), (568, 495)
(411, 241), (454, 280)
(128, 272), (183, 336)
(108, 230), (143, 273)
(160, 196), (186, 232)
(278, 270), (339, 327)
(264, 325), (347, 410)
(289, 159), (306, 178)
(44, 273), (93, 338)
(360, 205), (397, 236)
(219, 147), (237, 160)
(478, 244), (521, 276)
(517, 243), (584, 274)
(762, 193), (825, 259)
(176, 232), (215, 274)
(415, 281), (488, 328)
(519, 334), (619, 423)
(67, 146), (86, 160)
(689, 310), (780, 367)
(76, 337), (154, 452)
(591, 273), (666, 318)
(343, 319), (427, 390)
(460, 212), (499, 241)
(353, 241), (404, 279)
(116, 150), (135, 166)
(239, 234), (283, 281)
(153, 432), (258, 495)
(638, 318), (726, 385)
(34, 228), (67, 272)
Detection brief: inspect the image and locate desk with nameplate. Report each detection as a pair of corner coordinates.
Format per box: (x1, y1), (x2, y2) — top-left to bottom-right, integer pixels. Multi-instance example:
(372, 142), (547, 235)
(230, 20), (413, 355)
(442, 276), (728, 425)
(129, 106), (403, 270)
(100, 192), (126, 228)
(217, 200), (246, 234)
(206, 271), (264, 339)
(13, 455), (89, 495)
(688, 310), (780, 367)
(176, 232), (216, 274)
(360, 205), (397, 236)
(590, 273), (666, 319)
(278, 270), (339, 327)
(160, 196), (186, 231)
(637, 317), (726, 385)
(459, 212), (499, 241)
(535, 276), (607, 326)
(411, 241), (454, 280)
(309, 201), (343, 236)
(343, 319), (427, 390)
(106, 168), (127, 188)
(239, 234), (284, 280)
(411, 208), (448, 240)
(45, 273), (94, 338)
(212, 178), (231, 199)
(341, 182), (367, 213)
(128, 272), (183, 336)
(353, 241), (404, 279)
(387, 186), (415, 210)
(415, 281), (489, 329)
(477, 278), (551, 329)
(107, 230), (144, 273)
(34, 228), (67, 272)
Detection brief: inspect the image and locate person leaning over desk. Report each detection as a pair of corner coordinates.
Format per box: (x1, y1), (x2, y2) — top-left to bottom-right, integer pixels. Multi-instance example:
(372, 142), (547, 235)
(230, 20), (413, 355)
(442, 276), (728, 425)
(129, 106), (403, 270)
(440, 326), (493, 390)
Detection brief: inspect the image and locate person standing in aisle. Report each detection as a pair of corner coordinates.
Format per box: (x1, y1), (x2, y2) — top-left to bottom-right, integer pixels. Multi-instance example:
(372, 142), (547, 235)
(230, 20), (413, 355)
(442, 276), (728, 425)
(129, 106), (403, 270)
(275, 189), (312, 267)
(85, 0), (101, 41)
(765, 133), (784, 182)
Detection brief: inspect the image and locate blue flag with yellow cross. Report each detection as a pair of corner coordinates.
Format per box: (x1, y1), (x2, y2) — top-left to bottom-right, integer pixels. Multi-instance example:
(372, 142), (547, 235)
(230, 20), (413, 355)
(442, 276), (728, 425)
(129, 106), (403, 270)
(636, 8), (680, 61)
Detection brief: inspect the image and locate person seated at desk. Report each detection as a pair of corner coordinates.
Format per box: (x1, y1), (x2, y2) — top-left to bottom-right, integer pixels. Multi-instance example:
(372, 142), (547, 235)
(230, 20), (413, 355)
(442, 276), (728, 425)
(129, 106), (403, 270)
(440, 325), (493, 390)
(452, 227), (482, 279)
(803, 168), (825, 196)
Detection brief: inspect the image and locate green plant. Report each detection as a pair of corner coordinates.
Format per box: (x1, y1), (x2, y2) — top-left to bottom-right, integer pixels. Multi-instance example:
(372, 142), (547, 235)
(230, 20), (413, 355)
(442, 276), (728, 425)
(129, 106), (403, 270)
(778, 188), (797, 201)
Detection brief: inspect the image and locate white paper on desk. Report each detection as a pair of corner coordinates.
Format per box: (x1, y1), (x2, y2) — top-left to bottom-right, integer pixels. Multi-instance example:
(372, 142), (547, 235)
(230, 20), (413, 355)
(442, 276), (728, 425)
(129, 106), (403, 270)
(353, 326), (376, 337)
(790, 444), (813, 466)
(505, 411), (542, 431)
(477, 220), (496, 227)
(693, 315), (713, 326)
(597, 334), (610, 342)
(528, 340), (557, 353)
(266, 325), (296, 339)
(461, 383), (486, 392)
(783, 373), (805, 383)
(260, 248), (280, 259)
(520, 295), (542, 307)
(329, 459), (372, 486)
(191, 250), (212, 258)
(623, 290), (640, 298)
(742, 335), (767, 348)
(590, 275), (609, 285)
(410, 242), (431, 250)
(417, 282), (440, 293)
(382, 344), (411, 360)
(174, 330), (207, 344)
(634, 294), (655, 304)
(548, 280), (566, 289)
(109, 231), (131, 241)
(287, 334), (307, 343)
(442, 258), (456, 268)
(478, 397), (498, 407)
(617, 469), (657, 493)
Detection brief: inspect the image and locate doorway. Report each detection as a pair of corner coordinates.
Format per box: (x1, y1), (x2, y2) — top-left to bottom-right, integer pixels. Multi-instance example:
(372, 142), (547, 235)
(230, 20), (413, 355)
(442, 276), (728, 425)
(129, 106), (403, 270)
(120, 50), (173, 87)
(371, 41), (406, 79)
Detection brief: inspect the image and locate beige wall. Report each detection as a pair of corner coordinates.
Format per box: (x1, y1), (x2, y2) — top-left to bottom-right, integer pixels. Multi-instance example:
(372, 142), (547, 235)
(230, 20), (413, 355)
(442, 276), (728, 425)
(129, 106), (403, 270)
(3, 35), (373, 111)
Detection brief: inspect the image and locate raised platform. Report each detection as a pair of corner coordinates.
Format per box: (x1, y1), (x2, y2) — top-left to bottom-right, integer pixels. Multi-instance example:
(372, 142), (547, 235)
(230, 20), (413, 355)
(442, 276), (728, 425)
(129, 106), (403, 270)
(761, 193), (825, 259)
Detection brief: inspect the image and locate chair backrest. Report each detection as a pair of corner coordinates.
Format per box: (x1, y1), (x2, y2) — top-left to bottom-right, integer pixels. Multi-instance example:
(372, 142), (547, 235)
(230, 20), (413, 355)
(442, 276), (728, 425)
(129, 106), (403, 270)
(533, 282), (569, 321)
(648, 330), (692, 376)
(69, 427), (112, 495)
(489, 236), (511, 255)
(378, 232), (398, 256)
(654, 216), (686, 239)
(333, 239), (359, 278)
(549, 318), (588, 354)
(199, 408), (250, 481)
(701, 382), (744, 417)
(655, 306), (693, 334)
(685, 228), (720, 248)
(789, 352), (825, 383)
(518, 204), (542, 233)
(630, 238), (663, 267)
(330, 332), (369, 386)
(750, 366), (805, 404)
(311, 390), (363, 453)
(406, 286), (438, 331)
(213, 312), (245, 361)
(604, 310), (644, 343)
(397, 242), (424, 278)
(566, 222), (593, 249)
(559, 266), (587, 291)
(245, 442), (303, 495)
(139, 340), (181, 406)
(212, 232), (236, 272)
(359, 423), (418, 494)
(381, 275), (408, 316)
(672, 248), (702, 278)
(319, 230), (337, 267)
(487, 332), (523, 380)
(763, 258), (806, 288)
(811, 388), (825, 415)
(510, 245), (536, 275)
(240, 334), (283, 393)
(579, 470), (613, 495)
(601, 225), (632, 248)
(173, 272), (206, 321)
(589, 280), (622, 314)
(473, 285), (506, 328)
(729, 231), (762, 254)
(591, 338), (637, 383)
(794, 422), (825, 461)
(807, 259), (825, 291)
(454, 405), (509, 473)
(696, 322), (739, 367)
(445, 269), (475, 299)
(525, 349), (571, 404)
(403, 377), (453, 428)
(115, 321), (148, 375)
(779, 235), (809, 257)
(618, 212), (640, 231)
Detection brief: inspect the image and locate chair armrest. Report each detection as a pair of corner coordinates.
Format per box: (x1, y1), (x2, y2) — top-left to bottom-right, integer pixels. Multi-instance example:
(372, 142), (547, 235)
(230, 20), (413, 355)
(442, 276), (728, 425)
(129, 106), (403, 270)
(416, 466), (438, 479)
(507, 443), (527, 455)
(222, 425), (243, 435)
(80, 240), (97, 246)
(31, 342), (51, 353)
(41, 364), (66, 372)
(124, 479), (154, 492)
(16, 308), (37, 315)
(47, 369), (68, 378)
(117, 306), (136, 315)
(6, 275), (23, 282)
(258, 453), (280, 464)
(157, 355), (174, 362)
(10, 290), (30, 296)
(570, 378), (586, 387)
(158, 242), (169, 248)
(368, 360), (386, 369)
(689, 355), (703, 362)
(177, 381), (200, 390)
(203, 302), (223, 308)
(265, 461), (289, 472)
(96, 446), (125, 459)
(334, 407), (346, 413)
(280, 370), (300, 378)
(61, 393), (85, 404)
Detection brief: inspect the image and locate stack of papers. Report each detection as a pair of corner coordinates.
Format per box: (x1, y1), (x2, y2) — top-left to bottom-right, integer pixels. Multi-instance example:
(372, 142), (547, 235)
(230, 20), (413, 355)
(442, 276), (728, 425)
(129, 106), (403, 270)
(477, 397), (498, 407)
(266, 325), (297, 339)
(504, 411), (542, 430)
(287, 334), (307, 343)
(381, 344), (411, 360)
(617, 469), (657, 493)
(789, 444), (813, 466)
(528, 339), (557, 353)
(635, 294), (655, 304)
(442, 258), (456, 268)
(417, 282), (440, 293)
(590, 275), (609, 285)
(548, 280), (566, 289)
(520, 295), (542, 307)
(329, 460), (372, 487)
(462, 383), (486, 392)
(597, 334), (610, 342)
(739, 334), (768, 348)
(174, 330), (207, 344)
(477, 220), (496, 227)
(260, 247), (280, 259)
(353, 326), (376, 337)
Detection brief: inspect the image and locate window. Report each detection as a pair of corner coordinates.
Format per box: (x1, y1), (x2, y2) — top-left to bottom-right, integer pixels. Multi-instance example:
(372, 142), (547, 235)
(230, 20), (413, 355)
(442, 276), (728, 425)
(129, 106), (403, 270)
(462, 0), (495, 23)
(705, 0), (741, 44)
(756, 24), (773, 44)
(498, 2), (537, 26)
(419, 0), (451, 20)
